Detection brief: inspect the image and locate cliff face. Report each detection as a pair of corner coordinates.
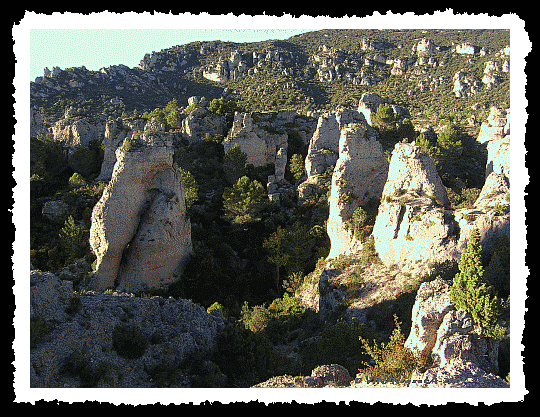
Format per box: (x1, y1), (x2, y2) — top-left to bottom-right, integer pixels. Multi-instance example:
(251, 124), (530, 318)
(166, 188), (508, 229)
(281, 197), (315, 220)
(89, 131), (192, 293)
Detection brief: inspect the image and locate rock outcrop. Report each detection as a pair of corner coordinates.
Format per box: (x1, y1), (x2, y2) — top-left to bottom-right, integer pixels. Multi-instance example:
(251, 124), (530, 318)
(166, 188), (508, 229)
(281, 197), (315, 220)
(224, 112), (288, 168)
(372, 143), (453, 269)
(50, 117), (105, 151)
(327, 124), (388, 258)
(89, 130), (192, 293)
(30, 271), (227, 388)
(477, 107), (510, 144)
(180, 97), (226, 144)
(404, 278), (507, 388)
(453, 70), (481, 98)
(96, 117), (147, 181)
(252, 364), (352, 388)
(298, 106), (378, 203)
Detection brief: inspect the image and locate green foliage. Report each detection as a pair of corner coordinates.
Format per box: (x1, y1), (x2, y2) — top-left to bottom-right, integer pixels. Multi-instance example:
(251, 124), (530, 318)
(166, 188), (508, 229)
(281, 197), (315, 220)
(397, 118), (416, 142)
(58, 215), (84, 263)
(222, 176), (268, 224)
(358, 315), (427, 382)
(345, 198), (380, 242)
(299, 319), (373, 377)
(208, 97), (242, 117)
(449, 229), (504, 339)
(223, 144), (248, 184)
(68, 172), (87, 189)
(111, 323), (149, 359)
(68, 140), (104, 180)
(178, 167), (199, 209)
(373, 103), (397, 124)
(289, 153), (305, 181)
(436, 123), (462, 154)
(60, 350), (111, 387)
(263, 222), (317, 290)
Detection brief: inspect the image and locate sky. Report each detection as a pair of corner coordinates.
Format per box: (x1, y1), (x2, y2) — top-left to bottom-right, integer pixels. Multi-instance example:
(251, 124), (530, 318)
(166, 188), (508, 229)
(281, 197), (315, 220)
(29, 28), (316, 81)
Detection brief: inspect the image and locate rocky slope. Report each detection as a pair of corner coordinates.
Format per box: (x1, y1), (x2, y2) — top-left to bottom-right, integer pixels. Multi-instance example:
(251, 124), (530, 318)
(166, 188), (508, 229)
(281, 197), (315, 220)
(30, 271), (227, 388)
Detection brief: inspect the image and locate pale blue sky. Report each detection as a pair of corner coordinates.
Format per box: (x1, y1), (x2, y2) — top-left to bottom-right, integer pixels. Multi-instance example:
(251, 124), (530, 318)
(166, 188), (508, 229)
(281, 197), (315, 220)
(30, 29), (315, 81)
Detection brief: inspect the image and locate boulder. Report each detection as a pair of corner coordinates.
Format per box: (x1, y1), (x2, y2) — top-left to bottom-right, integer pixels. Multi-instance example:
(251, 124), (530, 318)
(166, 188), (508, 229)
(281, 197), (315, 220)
(41, 200), (69, 223)
(404, 278), (455, 358)
(30, 270), (74, 321)
(327, 124), (388, 258)
(88, 131), (192, 293)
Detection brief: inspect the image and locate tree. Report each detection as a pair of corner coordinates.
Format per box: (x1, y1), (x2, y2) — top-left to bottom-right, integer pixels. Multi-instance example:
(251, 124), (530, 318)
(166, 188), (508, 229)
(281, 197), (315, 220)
(222, 176), (268, 224)
(179, 168), (199, 209)
(449, 228), (504, 339)
(58, 215), (84, 263)
(373, 103), (396, 124)
(289, 153), (305, 181)
(397, 118), (416, 142)
(263, 222), (316, 291)
(436, 123), (461, 154)
(223, 144), (248, 184)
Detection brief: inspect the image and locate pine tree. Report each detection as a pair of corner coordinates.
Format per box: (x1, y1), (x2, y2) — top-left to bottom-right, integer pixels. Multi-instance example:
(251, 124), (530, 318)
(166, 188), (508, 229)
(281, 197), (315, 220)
(222, 176), (267, 224)
(449, 228), (504, 338)
(58, 215), (83, 263)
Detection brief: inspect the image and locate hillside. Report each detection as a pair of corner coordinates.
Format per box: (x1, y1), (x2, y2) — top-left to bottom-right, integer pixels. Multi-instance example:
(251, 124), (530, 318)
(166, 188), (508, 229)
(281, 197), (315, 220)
(29, 29), (512, 390)
(31, 29), (509, 128)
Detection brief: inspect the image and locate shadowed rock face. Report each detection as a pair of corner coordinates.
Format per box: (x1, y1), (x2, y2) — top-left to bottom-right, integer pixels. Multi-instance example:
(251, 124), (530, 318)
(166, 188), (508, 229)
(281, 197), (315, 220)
(89, 132), (191, 293)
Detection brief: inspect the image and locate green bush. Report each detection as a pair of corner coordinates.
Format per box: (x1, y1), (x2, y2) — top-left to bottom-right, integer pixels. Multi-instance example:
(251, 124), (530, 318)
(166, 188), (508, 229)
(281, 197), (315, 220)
(449, 228), (505, 339)
(299, 319), (373, 377)
(111, 323), (149, 359)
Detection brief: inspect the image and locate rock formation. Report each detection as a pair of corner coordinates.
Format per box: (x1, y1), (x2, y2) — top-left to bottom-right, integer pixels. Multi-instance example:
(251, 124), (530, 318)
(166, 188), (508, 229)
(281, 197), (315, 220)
(89, 130), (192, 293)
(327, 124), (389, 258)
(180, 97), (226, 144)
(477, 107), (510, 144)
(252, 364), (352, 388)
(224, 111), (290, 200)
(372, 142), (453, 269)
(96, 117), (147, 181)
(298, 107), (377, 202)
(30, 271), (226, 388)
(404, 278), (507, 387)
(50, 117), (104, 151)
(453, 70), (481, 98)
